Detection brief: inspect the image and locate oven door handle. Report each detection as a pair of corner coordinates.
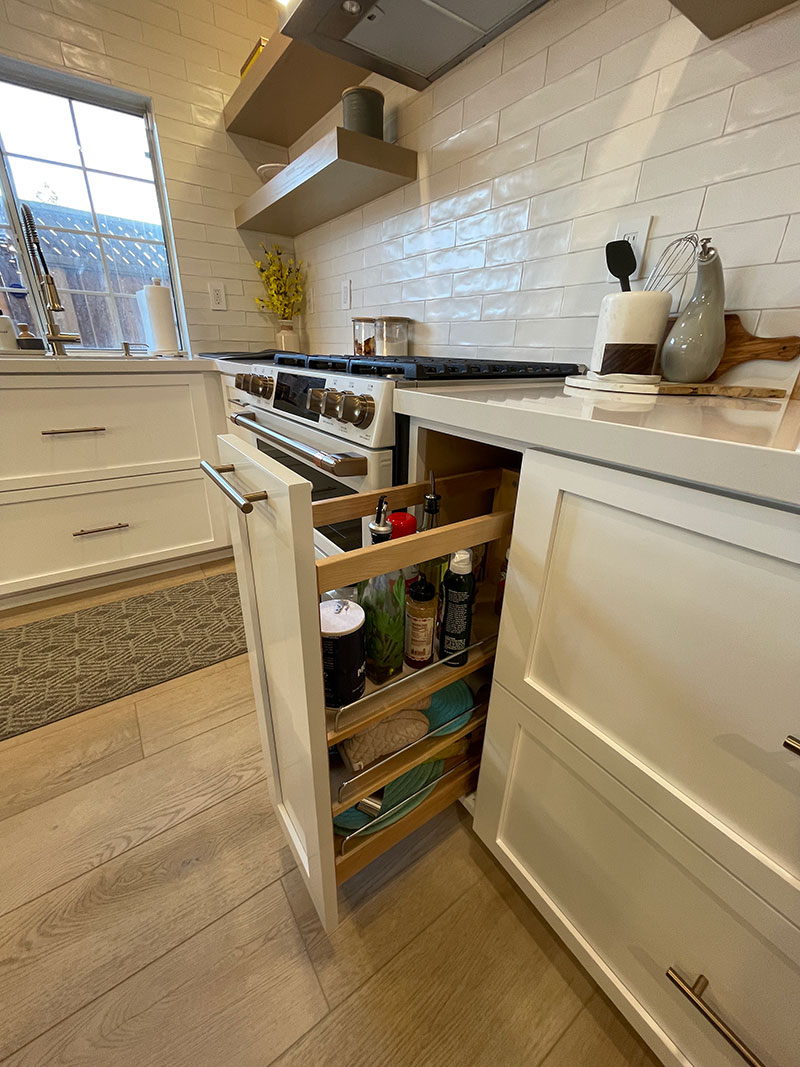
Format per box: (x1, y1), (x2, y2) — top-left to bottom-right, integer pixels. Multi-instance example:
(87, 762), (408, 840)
(230, 412), (368, 477)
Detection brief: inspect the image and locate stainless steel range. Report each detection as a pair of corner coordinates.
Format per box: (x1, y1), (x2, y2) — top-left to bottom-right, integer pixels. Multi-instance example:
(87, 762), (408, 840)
(207, 350), (581, 556)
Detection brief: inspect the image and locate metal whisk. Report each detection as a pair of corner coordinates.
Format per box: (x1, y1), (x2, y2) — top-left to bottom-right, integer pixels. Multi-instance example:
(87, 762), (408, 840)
(644, 233), (700, 293)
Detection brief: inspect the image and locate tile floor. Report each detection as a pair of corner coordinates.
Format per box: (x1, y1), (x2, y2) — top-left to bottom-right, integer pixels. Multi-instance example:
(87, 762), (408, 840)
(0, 563), (663, 1067)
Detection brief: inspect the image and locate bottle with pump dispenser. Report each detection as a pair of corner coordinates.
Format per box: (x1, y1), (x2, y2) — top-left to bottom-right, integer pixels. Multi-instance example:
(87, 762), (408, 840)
(439, 549), (475, 667)
(359, 496), (405, 684)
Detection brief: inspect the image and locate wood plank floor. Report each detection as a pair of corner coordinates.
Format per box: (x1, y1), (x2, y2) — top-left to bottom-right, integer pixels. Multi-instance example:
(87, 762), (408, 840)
(0, 567), (663, 1067)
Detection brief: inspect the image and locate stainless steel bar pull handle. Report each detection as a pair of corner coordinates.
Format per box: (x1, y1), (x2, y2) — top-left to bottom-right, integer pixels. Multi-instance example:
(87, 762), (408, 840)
(200, 460), (268, 514)
(784, 735), (800, 757)
(230, 411), (368, 477)
(42, 426), (106, 435)
(666, 969), (766, 1067)
(73, 522), (129, 537)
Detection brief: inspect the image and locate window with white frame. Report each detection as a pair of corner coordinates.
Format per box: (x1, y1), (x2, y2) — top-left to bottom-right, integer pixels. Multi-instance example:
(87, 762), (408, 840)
(0, 75), (181, 352)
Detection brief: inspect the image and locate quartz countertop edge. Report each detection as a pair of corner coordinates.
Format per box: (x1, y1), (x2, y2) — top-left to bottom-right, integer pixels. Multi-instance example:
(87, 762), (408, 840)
(394, 386), (800, 511)
(0, 357), (216, 373)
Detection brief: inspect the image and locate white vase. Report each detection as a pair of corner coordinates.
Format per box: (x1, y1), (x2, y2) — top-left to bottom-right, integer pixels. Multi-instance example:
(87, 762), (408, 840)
(276, 318), (296, 351)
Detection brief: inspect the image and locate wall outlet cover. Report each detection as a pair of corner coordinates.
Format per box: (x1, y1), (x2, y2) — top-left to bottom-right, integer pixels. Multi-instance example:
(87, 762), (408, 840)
(340, 279), (351, 310)
(608, 216), (652, 282)
(209, 281), (227, 311)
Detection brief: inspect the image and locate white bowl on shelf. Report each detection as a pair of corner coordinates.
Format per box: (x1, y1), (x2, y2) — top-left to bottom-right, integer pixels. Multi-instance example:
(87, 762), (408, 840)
(257, 163), (286, 183)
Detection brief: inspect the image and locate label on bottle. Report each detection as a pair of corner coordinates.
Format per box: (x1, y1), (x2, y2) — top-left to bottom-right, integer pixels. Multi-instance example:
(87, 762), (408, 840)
(441, 588), (472, 655)
(405, 612), (435, 664)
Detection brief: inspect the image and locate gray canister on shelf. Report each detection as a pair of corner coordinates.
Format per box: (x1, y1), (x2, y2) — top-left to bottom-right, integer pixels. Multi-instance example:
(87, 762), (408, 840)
(319, 599), (366, 708)
(661, 238), (726, 383)
(342, 85), (384, 140)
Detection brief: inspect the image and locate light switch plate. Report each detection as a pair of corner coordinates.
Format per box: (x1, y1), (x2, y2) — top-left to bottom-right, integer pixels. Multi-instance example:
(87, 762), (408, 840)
(608, 216), (652, 282)
(340, 279), (351, 311)
(209, 281), (226, 310)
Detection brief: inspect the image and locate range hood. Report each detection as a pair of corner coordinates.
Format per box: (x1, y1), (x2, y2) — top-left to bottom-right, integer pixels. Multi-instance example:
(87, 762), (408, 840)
(278, 0), (550, 90)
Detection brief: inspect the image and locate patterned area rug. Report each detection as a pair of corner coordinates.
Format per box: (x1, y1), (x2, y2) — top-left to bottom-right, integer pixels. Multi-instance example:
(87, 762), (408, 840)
(1, 573), (247, 742)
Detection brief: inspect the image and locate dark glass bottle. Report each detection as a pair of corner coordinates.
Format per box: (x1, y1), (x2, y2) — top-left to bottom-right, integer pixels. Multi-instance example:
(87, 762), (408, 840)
(439, 549), (475, 667)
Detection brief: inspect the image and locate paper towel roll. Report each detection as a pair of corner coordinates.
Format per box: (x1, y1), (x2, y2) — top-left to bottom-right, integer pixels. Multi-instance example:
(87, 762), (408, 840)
(590, 290), (672, 374)
(136, 278), (179, 355)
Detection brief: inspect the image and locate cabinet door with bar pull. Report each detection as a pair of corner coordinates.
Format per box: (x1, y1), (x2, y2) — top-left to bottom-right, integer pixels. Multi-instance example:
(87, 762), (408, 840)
(212, 433), (338, 931)
(487, 448), (800, 905)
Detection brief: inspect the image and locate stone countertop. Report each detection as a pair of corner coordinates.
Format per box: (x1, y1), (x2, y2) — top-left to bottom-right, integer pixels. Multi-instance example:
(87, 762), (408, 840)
(394, 381), (800, 510)
(0, 357), (217, 373)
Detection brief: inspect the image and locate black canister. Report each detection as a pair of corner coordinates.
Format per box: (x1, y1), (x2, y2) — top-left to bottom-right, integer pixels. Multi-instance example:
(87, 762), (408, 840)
(319, 599), (366, 708)
(342, 85), (384, 140)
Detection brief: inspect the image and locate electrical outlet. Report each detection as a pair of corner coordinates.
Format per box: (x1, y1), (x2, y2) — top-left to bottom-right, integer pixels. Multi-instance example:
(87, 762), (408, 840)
(306, 287), (316, 315)
(208, 281), (226, 311)
(608, 216), (652, 282)
(340, 279), (351, 311)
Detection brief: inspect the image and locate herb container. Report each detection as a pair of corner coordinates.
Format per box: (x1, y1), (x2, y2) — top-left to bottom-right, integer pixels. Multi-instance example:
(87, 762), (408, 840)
(375, 316), (409, 357)
(353, 317), (376, 357)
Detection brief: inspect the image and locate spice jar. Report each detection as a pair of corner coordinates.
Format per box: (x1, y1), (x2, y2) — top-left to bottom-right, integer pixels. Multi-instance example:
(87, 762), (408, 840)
(405, 573), (437, 669)
(352, 317), (376, 357)
(375, 316), (409, 357)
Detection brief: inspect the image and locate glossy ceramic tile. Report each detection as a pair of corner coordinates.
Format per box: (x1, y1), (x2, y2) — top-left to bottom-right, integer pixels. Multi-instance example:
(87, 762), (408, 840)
(699, 164), (800, 230)
(463, 48), (546, 128)
(456, 203), (529, 244)
(491, 145), (585, 207)
(498, 61), (599, 143)
(728, 60), (800, 132)
(596, 16), (705, 96)
(502, 0), (605, 72)
(538, 74), (658, 159)
(452, 264), (522, 296)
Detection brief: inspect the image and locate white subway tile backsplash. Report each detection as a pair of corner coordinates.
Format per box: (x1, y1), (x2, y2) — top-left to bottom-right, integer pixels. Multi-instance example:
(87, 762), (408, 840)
(403, 223), (456, 257)
(596, 16), (705, 96)
(381, 255), (427, 283)
(727, 61), (800, 133)
(429, 183), (493, 225)
(463, 49), (547, 128)
(498, 61), (599, 144)
(538, 74), (658, 159)
(531, 164), (641, 226)
(570, 190), (704, 250)
(456, 203), (529, 244)
(433, 39), (503, 114)
(426, 244), (486, 275)
(424, 297), (482, 321)
(700, 164), (800, 230)
(487, 222), (572, 264)
(431, 115), (500, 172)
(482, 289), (563, 319)
(560, 282), (613, 316)
(459, 127), (539, 189)
(403, 275), (453, 302)
(492, 144), (585, 207)
(514, 316), (598, 347)
(452, 264), (523, 295)
(638, 114), (800, 200)
(546, 0), (671, 84)
(584, 88), (729, 177)
(382, 205), (429, 240)
(449, 319), (516, 346)
(725, 264), (800, 309)
(779, 215), (800, 263)
(521, 248), (606, 289)
(703, 218), (788, 268)
(502, 0), (606, 72)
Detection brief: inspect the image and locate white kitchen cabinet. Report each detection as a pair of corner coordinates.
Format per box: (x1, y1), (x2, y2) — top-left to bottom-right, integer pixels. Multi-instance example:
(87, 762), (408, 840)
(210, 433), (511, 932)
(0, 374), (216, 490)
(475, 683), (800, 1067)
(0, 469), (226, 594)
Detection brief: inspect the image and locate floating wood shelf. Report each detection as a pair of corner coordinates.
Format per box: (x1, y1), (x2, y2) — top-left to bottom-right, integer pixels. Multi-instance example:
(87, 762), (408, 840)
(234, 126), (417, 236)
(223, 33), (368, 147)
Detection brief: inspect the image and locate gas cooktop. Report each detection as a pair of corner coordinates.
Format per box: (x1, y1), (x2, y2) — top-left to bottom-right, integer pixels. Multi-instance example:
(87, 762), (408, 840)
(206, 350), (581, 381)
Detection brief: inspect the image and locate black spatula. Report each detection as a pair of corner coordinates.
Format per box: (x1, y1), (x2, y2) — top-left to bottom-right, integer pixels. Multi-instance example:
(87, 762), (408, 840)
(606, 239), (636, 292)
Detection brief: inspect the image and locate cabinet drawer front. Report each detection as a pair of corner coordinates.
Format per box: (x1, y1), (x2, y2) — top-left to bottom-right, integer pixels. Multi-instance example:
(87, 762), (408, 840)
(494, 450), (800, 887)
(476, 685), (800, 1067)
(1, 472), (219, 592)
(0, 376), (204, 486)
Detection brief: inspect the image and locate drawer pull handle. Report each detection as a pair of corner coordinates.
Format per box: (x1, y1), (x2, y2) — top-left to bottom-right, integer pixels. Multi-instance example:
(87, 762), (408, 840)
(201, 460), (268, 514)
(784, 735), (800, 757)
(73, 522), (130, 537)
(666, 969), (766, 1067)
(42, 426), (106, 435)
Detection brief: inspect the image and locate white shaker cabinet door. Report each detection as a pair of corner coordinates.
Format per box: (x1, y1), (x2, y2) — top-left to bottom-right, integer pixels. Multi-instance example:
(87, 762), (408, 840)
(486, 449), (800, 908)
(213, 434), (338, 931)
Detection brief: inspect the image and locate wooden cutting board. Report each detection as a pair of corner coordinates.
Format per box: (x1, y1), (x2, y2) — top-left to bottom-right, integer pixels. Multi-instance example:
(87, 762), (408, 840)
(565, 376), (786, 398)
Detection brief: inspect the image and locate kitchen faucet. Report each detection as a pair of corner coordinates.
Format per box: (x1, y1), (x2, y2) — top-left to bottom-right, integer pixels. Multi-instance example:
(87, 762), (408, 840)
(19, 202), (81, 357)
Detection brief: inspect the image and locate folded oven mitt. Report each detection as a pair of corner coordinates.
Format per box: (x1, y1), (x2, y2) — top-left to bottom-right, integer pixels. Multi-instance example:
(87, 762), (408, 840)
(338, 707), (430, 772)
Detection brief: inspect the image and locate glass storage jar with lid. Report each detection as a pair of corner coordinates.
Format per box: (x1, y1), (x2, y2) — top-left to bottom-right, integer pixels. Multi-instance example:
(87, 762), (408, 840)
(375, 317), (409, 357)
(352, 317), (376, 357)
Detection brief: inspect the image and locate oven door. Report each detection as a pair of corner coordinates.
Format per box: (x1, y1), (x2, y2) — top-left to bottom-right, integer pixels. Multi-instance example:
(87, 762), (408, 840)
(230, 406), (394, 557)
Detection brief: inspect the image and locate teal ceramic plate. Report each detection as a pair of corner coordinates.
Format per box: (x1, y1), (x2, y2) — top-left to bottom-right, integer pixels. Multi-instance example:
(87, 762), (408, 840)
(334, 759), (445, 836)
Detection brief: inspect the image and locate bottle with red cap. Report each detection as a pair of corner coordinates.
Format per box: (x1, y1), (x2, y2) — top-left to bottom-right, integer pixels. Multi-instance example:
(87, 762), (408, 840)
(388, 510), (419, 592)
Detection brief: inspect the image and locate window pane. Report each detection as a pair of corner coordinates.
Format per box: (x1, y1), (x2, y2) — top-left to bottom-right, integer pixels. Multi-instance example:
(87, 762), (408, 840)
(0, 288), (39, 334)
(39, 230), (108, 292)
(7, 157), (92, 230)
(103, 237), (169, 294)
(58, 292), (118, 348)
(73, 102), (152, 180)
(0, 82), (81, 166)
(0, 227), (26, 291)
(115, 294), (147, 344)
(88, 172), (162, 239)
(0, 192), (7, 225)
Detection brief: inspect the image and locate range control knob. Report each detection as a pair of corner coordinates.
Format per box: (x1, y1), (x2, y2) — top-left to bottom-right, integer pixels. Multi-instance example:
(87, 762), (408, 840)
(234, 372), (246, 391)
(235, 372), (253, 393)
(306, 388), (326, 415)
(335, 391), (375, 427)
(250, 374), (274, 399)
(322, 389), (342, 418)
